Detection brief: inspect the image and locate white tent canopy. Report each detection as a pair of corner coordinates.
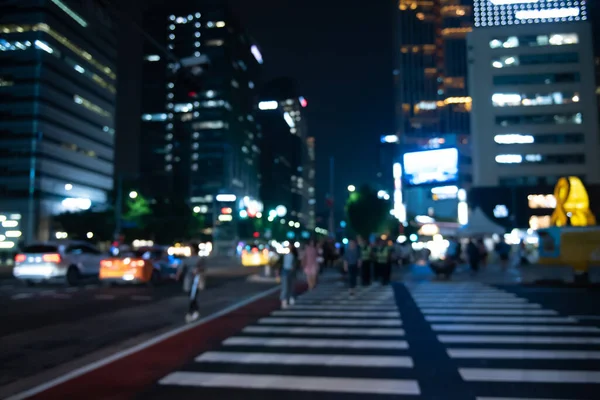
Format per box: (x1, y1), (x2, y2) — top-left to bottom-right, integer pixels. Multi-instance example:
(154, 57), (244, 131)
(458, 207), (506, 237)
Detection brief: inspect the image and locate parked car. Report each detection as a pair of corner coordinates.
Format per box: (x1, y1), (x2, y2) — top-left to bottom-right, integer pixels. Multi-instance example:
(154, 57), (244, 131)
(13, 241), (105, 286)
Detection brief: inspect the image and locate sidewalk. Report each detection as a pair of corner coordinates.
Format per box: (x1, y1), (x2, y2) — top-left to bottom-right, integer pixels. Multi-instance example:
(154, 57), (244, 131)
(399, 262), (600, 285)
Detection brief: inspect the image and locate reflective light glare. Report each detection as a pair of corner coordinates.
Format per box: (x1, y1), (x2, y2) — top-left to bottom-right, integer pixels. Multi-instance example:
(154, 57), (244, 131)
(218, 214), (233, 222)
(87, 232), (94, 239)
(494, 134), (534, 144)
(457, 189), (467, 202)
(495, 154), (523, 164)
(381, 134), (399, 144)
(2, 220), (18, 228)
(347, 185), (356, 192)
(216, 194), (237, 202)
(258, 101), (278, 110)
(458, 202), (468, 226)
(51, 0), (88, 27)
(492, 93), (521, 106)
(515, 8), (580, 20)
(34, 40), (53, 54)
(283, 112), (295, 128)
(393, 163), (402, 179)
(145, 55), (160, 62)
(431, 185), (458, 195)
(216, 21), (226, 28)
(525, 154), (542, 162)
(299, 96), (308, 108)
(62, 197), (92, 210)
(74, 64), (85, 73)
(64, 183), (73, 191)
(251, 45), (263, 64)
(5, 230), (22, 238)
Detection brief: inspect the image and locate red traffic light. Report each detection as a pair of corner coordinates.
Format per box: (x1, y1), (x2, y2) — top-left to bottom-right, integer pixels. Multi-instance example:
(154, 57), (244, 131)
(253, 232), (260, 238)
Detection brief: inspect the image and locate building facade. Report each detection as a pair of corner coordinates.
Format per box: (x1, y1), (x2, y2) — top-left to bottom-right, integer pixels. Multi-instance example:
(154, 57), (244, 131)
(394, 0), (474, 220)
(0, 0), (117, 245)
(139, 2), (263, 249)
(257, 78), (314, 229)
(468, 1), (599, 229)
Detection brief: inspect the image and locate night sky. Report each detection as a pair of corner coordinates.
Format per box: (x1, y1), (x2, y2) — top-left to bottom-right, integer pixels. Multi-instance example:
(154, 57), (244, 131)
(228, 0), (395, 212)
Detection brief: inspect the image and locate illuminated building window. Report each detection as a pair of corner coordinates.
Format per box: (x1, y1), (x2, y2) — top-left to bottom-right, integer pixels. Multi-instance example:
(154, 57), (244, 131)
(206, 39), (224, 46)
(492, 92), (580, 107)
(441, 5), (471, 17)
(444, 96), (471, 105)
(422, 44), (436, 54)
(192, 121), (225, 130)
(0, 23), (116, 80)
(141, 113), (167, 121)
(441, 27), (472, 38)
(496, 112), (582, 127)
(474, 1), (585, 27)
(489, 33), (578, 49)
(0, 77), (14, 86)
(424, 68), (437, 76)
(529, 216), (551, 230)
(528, 195), (557, 209)
(73, 95), (111, 118)
(444, 77), (464, 89)
(492, 53), (578, 69)
(496, 153), (585, 165)
(493, 73), (579, 86)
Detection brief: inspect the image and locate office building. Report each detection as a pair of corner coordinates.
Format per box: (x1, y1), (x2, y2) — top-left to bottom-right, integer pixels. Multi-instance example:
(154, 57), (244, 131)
(394, 0), (473, 220)
(257, 78), (314, 229)
(0, 0), (117, 244)
(139, 2), (263, 250)
(468, 1), (599, 229)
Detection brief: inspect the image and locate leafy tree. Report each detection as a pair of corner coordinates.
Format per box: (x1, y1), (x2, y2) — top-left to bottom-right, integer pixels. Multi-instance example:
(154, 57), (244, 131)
(345, 185), (389, 238)
(123, 194), (152, 229)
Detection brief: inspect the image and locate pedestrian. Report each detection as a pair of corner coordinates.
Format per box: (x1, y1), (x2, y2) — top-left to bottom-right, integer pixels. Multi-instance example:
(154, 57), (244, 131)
(303, 239), (319, 290)
(494, 237), (511, 269)
(279, 243), (298, 308)
(467, 238), (480, 273)
(176, 244), (206, 323)
(477, 238), (488, 267)
(374, 238), (391, 285)
(343, 239), (361, 296)
(358, 236), (372, 286)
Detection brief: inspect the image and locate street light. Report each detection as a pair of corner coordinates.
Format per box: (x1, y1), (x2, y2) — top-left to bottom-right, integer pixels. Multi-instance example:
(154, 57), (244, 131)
(347, 185), (356, 192)
(87, 232), (94, 239)
(65, 183), (73, 191)
(129, 191), (138, 199)
(193, 206), (201, 213)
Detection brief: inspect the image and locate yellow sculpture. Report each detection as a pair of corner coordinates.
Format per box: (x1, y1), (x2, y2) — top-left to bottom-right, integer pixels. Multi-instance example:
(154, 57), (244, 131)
(550, 177), (596, 227)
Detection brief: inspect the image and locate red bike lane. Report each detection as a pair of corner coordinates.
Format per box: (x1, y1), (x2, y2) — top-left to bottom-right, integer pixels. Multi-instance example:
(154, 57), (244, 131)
(16, 284), (305, 400)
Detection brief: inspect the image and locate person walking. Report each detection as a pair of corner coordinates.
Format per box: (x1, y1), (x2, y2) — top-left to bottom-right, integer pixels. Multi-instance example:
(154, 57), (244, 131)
(494, 238), (511, 269)
(177, 244), (205, 323)
(303, 239), (319, 290)
(279, 243), (298, 308)
(374, 238), (391, 285)
(358, 236), (373, 286)
(382, 240), (394, 285)
(467, 239), (481, 274)
(343, 239), (361, 296)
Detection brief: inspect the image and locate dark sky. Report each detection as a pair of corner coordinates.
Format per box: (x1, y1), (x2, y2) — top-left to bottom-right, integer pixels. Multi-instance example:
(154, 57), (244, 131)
(228, 0), (395, 212)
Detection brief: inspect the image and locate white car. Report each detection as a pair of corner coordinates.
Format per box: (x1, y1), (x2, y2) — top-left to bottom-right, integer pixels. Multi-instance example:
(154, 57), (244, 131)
(13, 241), (106, 286)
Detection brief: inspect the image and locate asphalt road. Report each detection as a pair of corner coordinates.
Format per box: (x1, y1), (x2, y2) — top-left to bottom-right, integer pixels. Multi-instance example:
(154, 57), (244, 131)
(0, 267), (273, 396)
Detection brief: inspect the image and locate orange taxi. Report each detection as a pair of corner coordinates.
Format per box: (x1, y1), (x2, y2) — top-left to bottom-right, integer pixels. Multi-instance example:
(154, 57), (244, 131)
(241, 244), (270, 267)
(99, 248), (175, 284)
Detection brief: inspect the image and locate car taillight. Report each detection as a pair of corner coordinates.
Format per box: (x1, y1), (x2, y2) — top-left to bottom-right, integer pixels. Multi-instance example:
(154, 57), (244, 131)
(130, 260), (144, 268)
(15, 254), (26, 263)
(262, 249), (268, 255)
(101, 260), (113, 268)
(43, 253), (61, 263)
(252, 248), (258, 254)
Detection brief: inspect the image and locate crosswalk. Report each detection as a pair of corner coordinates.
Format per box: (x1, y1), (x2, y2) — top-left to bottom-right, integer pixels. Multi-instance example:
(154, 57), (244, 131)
(156, 282), (420, 398)
(408, 282), (600, 399)
(151, 280), (599, 399)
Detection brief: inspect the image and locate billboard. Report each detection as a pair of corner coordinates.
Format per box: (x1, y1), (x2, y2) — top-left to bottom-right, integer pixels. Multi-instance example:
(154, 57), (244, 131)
(474, 0), (586, 27)
(402, 148), (459, 187)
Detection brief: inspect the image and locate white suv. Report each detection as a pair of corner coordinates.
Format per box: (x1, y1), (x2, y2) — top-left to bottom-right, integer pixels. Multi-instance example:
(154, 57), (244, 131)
(13, 241), (106, 286)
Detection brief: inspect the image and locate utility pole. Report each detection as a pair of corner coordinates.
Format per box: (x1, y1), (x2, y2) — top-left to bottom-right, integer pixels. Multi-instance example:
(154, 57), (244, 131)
(328, 156), (335, 237)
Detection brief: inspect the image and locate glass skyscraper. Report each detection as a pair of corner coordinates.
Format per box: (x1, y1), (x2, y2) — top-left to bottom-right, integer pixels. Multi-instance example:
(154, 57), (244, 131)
(0, 0), (117, 244)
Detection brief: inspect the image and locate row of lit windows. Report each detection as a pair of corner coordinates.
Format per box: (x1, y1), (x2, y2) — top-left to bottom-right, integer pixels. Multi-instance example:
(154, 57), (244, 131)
(492, 52), (578, 69)
(500, 175), (582, 187)
(441, 5), (471, 17)
(493, 72), (579, 86)
(492, 92), (579, 107)
(489, 33), (578, 49)
(399, 0), (434, 11)
(496, 112), (582, 127)
(400, 44), (436, 54)
(495, 153), (585, 165)
(73, 94), (111, 118)
(441, 27), (472, 38)
(0, 23), (116, 80)
(494, 133), (584, 145)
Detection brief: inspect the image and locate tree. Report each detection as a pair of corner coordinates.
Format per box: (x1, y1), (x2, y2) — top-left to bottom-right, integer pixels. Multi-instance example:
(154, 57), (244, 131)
(345, 184), (390, 238)
(123, 194), (152, 229)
